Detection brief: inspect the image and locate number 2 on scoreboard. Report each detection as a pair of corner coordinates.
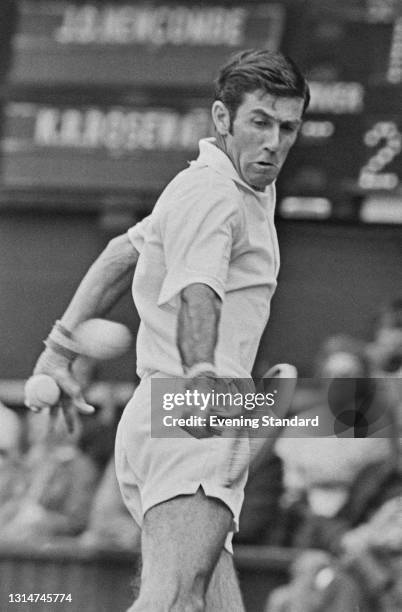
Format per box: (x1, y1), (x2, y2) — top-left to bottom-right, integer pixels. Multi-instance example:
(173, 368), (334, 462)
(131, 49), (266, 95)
(359, 121), (401, 190)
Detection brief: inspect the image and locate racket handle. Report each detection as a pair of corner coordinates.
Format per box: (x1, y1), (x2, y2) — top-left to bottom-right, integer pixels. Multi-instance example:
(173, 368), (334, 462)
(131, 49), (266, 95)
(222, 364), (298, 487)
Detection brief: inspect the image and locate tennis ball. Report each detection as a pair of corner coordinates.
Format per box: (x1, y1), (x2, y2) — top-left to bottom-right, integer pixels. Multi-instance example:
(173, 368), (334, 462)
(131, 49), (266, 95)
(73, 318), (132, 360)
(24, 374), (61, 409)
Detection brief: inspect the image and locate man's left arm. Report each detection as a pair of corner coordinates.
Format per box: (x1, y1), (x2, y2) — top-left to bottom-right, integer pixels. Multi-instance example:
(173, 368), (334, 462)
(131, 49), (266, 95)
(176, 283), (226, 438)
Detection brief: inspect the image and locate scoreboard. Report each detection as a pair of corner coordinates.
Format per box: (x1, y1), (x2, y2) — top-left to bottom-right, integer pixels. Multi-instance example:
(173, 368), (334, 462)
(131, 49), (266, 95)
(1, 99), (212, 192)
(279, 79), (402, 221)
(279, 0), (402, 222)
(1, 0), (401, 223)
(8, 0), (285, 87)
(300, 0), (402, 84)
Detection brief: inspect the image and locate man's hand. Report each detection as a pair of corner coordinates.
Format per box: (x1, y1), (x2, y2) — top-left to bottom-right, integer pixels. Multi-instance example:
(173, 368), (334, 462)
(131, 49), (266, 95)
(27, 347), (94, 432)
(181, 374), (222, 438)
(181, 374), (254, 439)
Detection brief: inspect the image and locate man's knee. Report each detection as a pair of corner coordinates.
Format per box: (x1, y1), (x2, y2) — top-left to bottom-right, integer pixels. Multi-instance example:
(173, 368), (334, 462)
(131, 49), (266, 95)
(206, 549), (245, 612)
(136, 555), (209, 612)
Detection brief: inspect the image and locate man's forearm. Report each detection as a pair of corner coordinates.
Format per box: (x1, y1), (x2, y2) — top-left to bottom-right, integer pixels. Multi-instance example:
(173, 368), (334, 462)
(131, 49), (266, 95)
(61, 234), (138, 330)
(177, 283), (221, 370)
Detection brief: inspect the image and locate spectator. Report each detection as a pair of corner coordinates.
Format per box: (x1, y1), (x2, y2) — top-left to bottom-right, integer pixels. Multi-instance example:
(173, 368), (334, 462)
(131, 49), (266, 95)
(367, 298), (402, 375)
(367, 299), (402, 459)
(265, 335), (401, 611)
(80, 457), (141, 551)
(0, 402), (24, 508)
(266, 475), (401, 612)
(0, 408), (99, 541)
(276, 335), (394, 524)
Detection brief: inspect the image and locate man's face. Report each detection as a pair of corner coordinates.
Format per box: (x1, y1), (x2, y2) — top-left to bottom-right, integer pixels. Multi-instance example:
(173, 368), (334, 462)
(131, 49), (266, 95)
(220, 90), (304, 191)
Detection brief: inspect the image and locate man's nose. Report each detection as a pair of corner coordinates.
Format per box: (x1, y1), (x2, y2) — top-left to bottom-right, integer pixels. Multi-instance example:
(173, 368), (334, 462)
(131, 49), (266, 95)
(264, 123), (281, 152)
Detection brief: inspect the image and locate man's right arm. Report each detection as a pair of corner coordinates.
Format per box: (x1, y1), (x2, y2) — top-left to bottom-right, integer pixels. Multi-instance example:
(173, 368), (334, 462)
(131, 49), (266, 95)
(60, 233), (139, 330)
(30, 233), (140, 425)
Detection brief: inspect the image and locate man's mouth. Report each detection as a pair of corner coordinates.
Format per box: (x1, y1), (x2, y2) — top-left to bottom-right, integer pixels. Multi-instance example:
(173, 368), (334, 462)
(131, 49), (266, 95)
(255, 161), (277, 168)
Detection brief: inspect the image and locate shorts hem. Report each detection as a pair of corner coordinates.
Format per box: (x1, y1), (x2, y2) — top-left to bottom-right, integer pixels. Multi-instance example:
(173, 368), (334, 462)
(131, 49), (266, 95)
(142, 480), (243, 554)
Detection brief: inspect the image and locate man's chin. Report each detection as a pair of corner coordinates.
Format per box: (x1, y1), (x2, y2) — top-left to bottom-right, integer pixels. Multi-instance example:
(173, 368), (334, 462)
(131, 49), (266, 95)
(248, 170), (278, 190)
(250, 177), (275, 191)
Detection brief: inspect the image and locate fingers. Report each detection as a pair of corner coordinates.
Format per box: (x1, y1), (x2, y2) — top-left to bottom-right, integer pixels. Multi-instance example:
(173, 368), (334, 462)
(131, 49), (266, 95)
(25, 373), (94, 438)
(55, 370), (95, 415)
(29, 347), (94, 415)
(181, 376), (253, 438)
(180, 423), (213, 439)
(55, 372), (95, 434)
(24, 400), (41, 413)
(59, 396), (77, 434)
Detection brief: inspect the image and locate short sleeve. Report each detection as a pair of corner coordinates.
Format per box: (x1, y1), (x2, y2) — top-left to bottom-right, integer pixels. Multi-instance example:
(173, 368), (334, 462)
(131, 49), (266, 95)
(127, 215), (151, 253)
(158, 177), (239, 307)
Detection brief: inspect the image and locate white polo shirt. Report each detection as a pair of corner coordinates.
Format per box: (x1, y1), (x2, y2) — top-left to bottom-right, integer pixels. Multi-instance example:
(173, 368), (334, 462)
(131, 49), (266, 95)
(128, 137), (280, 378)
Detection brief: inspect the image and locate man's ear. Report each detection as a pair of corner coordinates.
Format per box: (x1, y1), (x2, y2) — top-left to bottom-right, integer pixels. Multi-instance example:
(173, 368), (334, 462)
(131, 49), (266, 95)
(212, 101), (231, 135)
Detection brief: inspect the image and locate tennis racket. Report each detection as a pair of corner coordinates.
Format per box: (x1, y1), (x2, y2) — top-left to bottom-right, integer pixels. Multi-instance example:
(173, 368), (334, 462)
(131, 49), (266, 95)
(222, 363), (298, 487)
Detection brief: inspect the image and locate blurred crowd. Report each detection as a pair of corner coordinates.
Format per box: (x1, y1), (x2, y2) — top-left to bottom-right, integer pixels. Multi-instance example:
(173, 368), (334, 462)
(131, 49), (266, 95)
(0, 300), (400, 611)
(263, 299), (402, 612)
(0, 360), (141, 552)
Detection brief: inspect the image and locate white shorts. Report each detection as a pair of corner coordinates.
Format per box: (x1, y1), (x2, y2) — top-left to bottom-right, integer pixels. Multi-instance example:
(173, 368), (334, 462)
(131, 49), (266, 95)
(114, 374), (248, 553)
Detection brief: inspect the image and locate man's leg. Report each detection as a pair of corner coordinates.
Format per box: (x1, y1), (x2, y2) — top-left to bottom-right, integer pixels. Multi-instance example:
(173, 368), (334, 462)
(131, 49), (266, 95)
(205, 548), (245, 612)
(130, 546), (245, 612)
(129, 487), (239, 612)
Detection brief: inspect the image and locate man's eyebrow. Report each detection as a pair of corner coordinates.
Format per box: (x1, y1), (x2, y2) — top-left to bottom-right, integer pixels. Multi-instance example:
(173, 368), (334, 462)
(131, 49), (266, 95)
(250, 108), (302, 126)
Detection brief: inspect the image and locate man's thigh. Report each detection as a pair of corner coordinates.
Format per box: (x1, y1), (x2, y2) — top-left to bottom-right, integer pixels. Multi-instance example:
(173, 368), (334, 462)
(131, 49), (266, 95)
(133, 487), (234, 610)
(141, 486), (231, 581)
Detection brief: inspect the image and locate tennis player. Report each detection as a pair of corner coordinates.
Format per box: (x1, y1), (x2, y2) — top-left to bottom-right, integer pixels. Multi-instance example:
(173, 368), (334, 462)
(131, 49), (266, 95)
(30, 50), (309, 611)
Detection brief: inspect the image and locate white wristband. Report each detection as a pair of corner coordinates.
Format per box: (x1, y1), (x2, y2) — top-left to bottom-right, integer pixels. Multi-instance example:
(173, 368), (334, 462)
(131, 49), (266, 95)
(185, 362), (217, 378)
(45, 321), (80, 360)
(48, 327), (79, 353)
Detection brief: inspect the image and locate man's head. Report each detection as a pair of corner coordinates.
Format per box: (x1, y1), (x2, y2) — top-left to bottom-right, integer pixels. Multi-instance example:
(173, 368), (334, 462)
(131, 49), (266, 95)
(212, 49), (310, 191)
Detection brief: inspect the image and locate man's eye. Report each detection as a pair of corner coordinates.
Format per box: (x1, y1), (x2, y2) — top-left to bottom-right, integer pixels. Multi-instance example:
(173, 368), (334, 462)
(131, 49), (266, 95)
(282, 124), (296, 133)
(253, 119), (267, 127)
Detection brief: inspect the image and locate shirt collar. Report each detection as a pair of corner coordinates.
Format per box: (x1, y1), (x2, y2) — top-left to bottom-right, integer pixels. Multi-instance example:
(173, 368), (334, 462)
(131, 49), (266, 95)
(194, 138), (274, 200)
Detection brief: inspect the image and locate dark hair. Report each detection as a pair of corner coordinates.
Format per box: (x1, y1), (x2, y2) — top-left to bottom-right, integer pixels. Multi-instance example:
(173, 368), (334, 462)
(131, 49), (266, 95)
(214, 49), (310, 128)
